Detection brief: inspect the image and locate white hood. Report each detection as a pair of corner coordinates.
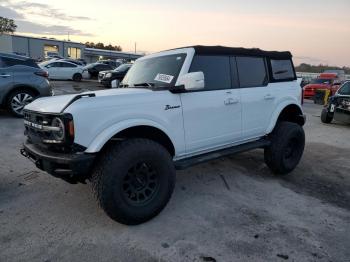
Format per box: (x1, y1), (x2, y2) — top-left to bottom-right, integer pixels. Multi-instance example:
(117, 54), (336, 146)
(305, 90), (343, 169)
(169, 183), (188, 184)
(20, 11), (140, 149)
(24, 88), (152, 113)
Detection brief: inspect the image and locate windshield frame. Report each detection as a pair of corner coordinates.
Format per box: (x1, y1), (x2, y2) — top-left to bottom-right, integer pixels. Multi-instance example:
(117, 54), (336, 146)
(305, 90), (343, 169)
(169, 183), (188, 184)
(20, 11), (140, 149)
(121, 48), (195, 90)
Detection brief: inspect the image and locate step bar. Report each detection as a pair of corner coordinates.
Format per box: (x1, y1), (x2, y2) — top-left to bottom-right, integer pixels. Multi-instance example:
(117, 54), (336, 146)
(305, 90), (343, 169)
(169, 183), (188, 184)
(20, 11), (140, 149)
(174, 139), (271, 170)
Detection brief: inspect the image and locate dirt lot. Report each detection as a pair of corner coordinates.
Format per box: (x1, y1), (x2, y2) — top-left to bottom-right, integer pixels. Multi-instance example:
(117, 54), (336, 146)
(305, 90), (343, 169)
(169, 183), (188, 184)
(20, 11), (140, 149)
(0, 81), (349, 262)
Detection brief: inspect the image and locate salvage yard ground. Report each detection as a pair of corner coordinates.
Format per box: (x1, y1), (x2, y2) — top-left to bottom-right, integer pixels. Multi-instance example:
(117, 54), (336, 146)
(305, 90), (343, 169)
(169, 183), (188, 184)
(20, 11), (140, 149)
(0, 81), (349, 262)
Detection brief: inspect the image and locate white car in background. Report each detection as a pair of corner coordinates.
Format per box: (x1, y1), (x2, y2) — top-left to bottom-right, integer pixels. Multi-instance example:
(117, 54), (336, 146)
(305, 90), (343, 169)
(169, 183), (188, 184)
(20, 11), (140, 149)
(39, 60), (89, 82)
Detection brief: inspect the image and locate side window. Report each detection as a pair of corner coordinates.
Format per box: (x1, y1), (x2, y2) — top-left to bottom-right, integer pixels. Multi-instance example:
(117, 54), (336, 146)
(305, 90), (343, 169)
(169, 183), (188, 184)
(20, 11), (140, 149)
(189, 55), (232, 90)
(49, 62), (61, 68)
(1, 57), (19, 67)
(270, 59), (295, 81)
(236, 56), (267, 88)
(62, 62), (76, 68)
(0, 58), (3, 68)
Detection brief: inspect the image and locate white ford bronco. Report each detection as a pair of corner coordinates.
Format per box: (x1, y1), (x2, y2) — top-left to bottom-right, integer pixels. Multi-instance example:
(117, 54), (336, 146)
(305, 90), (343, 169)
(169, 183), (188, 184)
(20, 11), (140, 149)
(21, 46), (305, 225)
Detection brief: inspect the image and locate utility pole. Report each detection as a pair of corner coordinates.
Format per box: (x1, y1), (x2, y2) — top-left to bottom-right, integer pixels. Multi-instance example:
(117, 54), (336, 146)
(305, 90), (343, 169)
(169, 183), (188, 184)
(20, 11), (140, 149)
(134, 42), (137, 54)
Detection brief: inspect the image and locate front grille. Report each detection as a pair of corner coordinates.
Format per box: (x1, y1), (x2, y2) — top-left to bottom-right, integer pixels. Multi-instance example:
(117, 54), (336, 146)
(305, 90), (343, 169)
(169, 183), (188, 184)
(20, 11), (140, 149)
(24, 111), (59, 146)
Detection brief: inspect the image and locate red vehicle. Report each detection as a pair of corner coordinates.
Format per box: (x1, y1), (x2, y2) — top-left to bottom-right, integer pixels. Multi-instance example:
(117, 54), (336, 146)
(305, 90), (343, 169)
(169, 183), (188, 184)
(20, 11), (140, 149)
(303, 73), (341, 99)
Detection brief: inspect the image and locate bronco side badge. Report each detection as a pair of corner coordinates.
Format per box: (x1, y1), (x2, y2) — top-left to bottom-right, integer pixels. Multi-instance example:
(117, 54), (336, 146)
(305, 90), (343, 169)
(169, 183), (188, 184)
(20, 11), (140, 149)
(165, 105), (181, 110)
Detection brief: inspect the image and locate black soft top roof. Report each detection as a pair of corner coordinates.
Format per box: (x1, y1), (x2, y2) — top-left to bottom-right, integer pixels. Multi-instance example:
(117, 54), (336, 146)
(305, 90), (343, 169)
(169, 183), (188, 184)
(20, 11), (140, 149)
(180, 45), (292, 59)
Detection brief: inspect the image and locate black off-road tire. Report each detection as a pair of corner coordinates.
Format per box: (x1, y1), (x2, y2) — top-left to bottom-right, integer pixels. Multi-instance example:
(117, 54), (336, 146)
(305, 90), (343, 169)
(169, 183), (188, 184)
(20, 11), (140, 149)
(91, 139), (176, 225)
(321, 108), (333, 124)
(264, 121), (305, 175)
(72, 73), (82, 82)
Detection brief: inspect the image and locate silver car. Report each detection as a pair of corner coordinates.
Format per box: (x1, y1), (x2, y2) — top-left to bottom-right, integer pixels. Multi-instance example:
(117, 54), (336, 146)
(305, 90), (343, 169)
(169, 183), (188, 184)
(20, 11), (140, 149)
(0, 52), (52, 117)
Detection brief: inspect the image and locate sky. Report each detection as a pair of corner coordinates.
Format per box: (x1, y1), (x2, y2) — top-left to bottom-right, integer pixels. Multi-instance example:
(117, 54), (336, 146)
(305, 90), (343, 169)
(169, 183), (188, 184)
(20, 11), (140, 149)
(1, 0), (350, 66)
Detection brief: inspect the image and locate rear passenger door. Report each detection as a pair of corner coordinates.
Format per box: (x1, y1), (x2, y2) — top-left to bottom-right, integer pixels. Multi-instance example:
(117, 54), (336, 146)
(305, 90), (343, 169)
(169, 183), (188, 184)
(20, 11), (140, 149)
(180, 55), (242, 154)
(235, 56), (275, 139)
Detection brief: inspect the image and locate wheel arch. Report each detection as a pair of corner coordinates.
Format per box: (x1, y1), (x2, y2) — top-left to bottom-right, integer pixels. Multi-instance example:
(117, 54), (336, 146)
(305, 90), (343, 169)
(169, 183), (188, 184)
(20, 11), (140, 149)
(3, 85), (39, 105)
(85, 121), (176, 156)
(266, 103), (305, 134)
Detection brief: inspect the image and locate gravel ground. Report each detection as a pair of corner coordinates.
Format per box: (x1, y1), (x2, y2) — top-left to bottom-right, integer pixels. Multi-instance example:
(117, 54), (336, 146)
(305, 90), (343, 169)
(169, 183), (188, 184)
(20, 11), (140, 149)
(0, 82), (349, 262)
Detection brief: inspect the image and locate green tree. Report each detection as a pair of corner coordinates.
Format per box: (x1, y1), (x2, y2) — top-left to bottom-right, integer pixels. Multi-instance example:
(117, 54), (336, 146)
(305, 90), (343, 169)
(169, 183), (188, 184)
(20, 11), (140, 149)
(84, 41), (122, 51)
(0, 17), (17, 34)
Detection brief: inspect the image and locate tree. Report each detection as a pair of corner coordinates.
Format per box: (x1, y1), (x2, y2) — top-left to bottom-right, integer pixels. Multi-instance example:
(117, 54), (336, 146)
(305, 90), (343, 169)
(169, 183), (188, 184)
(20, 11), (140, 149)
(84, 41), (122, 51)
(0, 17), (17, 34)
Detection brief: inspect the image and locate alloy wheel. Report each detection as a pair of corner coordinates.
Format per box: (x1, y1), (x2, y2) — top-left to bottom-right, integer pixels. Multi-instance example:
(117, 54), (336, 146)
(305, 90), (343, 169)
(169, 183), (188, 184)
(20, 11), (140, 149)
(122, 162), (160, 206)
(11, 93), (33, 115)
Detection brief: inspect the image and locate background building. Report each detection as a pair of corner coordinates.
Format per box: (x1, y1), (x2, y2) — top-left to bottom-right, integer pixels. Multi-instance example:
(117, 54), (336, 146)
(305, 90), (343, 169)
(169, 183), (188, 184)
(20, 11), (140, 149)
(0, 34), (142, 62)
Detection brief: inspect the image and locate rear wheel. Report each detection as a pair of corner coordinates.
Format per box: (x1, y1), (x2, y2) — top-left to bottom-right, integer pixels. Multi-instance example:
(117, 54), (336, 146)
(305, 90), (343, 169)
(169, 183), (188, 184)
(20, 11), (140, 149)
(91, 139), (175, 225)
(72, 73), (82, 82)
(7, 89), (36, 117)
(321, 108), (333, 123)
(264, 121), (305, 175)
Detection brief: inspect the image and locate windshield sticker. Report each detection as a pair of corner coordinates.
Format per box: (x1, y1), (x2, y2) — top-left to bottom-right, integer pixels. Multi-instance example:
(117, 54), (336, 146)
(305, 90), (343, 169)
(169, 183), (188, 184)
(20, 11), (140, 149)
(154, 74), (174, 84)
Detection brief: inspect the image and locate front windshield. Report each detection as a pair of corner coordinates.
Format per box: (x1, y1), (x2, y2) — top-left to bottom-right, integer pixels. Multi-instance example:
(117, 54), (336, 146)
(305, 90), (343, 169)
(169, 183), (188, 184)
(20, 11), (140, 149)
(338, 82), (350, 95)
(121, 53), (187, 88)
(114, 64), (130, 72)
(311, 78), (332, 85)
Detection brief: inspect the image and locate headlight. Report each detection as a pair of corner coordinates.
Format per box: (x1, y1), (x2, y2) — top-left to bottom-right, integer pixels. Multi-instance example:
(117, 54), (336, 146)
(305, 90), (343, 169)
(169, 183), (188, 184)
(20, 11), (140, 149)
(106, 73), (112, 78)
(51, 117), (65, 141)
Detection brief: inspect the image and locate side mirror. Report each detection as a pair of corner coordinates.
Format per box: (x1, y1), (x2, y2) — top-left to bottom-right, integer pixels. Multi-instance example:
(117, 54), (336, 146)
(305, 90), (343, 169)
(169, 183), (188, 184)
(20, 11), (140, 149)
(177, 71), (205, 91)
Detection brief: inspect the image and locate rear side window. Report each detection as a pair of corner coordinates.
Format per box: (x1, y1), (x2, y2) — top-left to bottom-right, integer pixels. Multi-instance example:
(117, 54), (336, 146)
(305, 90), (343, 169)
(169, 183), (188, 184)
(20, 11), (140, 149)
(270, 59), (295, 81)
(236, 57), (267, 88)
(190, 55), (232, 90)
(1, 57), (39, 68)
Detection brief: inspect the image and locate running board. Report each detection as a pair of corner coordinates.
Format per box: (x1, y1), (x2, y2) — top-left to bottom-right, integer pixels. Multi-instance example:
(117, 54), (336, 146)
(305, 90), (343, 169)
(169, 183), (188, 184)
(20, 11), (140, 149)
(174, 139), (271, 170)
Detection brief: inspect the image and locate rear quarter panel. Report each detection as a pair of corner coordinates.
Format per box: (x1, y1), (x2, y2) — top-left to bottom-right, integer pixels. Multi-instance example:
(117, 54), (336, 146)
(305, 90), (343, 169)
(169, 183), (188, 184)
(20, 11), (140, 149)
(266, 80), (303, 134)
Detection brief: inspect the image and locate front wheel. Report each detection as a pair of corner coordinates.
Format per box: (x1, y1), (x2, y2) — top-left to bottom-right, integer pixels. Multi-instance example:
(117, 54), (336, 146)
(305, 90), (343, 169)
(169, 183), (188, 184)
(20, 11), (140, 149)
(321, 108), (333, 123)
(264, 122), (305, 175)
(91, 139), (176, 225)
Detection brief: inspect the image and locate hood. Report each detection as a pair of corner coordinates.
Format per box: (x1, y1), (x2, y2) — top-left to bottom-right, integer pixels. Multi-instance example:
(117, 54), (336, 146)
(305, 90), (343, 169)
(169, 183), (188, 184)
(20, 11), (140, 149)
(24, 88), (153, 114)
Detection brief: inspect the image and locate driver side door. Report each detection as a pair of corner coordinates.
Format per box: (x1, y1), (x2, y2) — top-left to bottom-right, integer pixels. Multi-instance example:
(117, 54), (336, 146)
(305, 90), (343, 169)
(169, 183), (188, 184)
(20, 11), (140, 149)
(180, 55), (242, 154)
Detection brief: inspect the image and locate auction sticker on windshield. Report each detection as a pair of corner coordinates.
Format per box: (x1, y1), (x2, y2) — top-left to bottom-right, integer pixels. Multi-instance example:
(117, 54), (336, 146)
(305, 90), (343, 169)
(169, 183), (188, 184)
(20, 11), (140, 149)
(154, 74), (174, 84)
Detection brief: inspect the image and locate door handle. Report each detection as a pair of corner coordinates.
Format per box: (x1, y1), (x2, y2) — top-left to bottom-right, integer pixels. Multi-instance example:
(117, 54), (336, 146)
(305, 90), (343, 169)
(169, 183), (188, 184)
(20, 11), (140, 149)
(0, 74), (11, 78)
(264, 94), (275, 100)
(224, 98), (239, 105)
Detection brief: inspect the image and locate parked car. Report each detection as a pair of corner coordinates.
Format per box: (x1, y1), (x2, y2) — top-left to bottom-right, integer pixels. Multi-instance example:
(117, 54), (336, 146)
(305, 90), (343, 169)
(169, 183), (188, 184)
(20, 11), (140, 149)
(46, 52), (64, 59)
(39, 60), (88, 81)
(21, 45), (305, 225)
(303, 73), (341, 99)
(84, 63), (115, 78)
(98, 63), (132, 88)
(76, 58), (87, 65)
(321, 81), (350, 124)
(97, 60), (120, 68)
(0, 52), (52, 117)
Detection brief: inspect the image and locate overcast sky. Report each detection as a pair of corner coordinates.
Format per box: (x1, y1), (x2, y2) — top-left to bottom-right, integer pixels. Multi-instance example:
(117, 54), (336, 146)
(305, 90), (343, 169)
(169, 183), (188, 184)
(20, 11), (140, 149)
(1, 0), (349, 66)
